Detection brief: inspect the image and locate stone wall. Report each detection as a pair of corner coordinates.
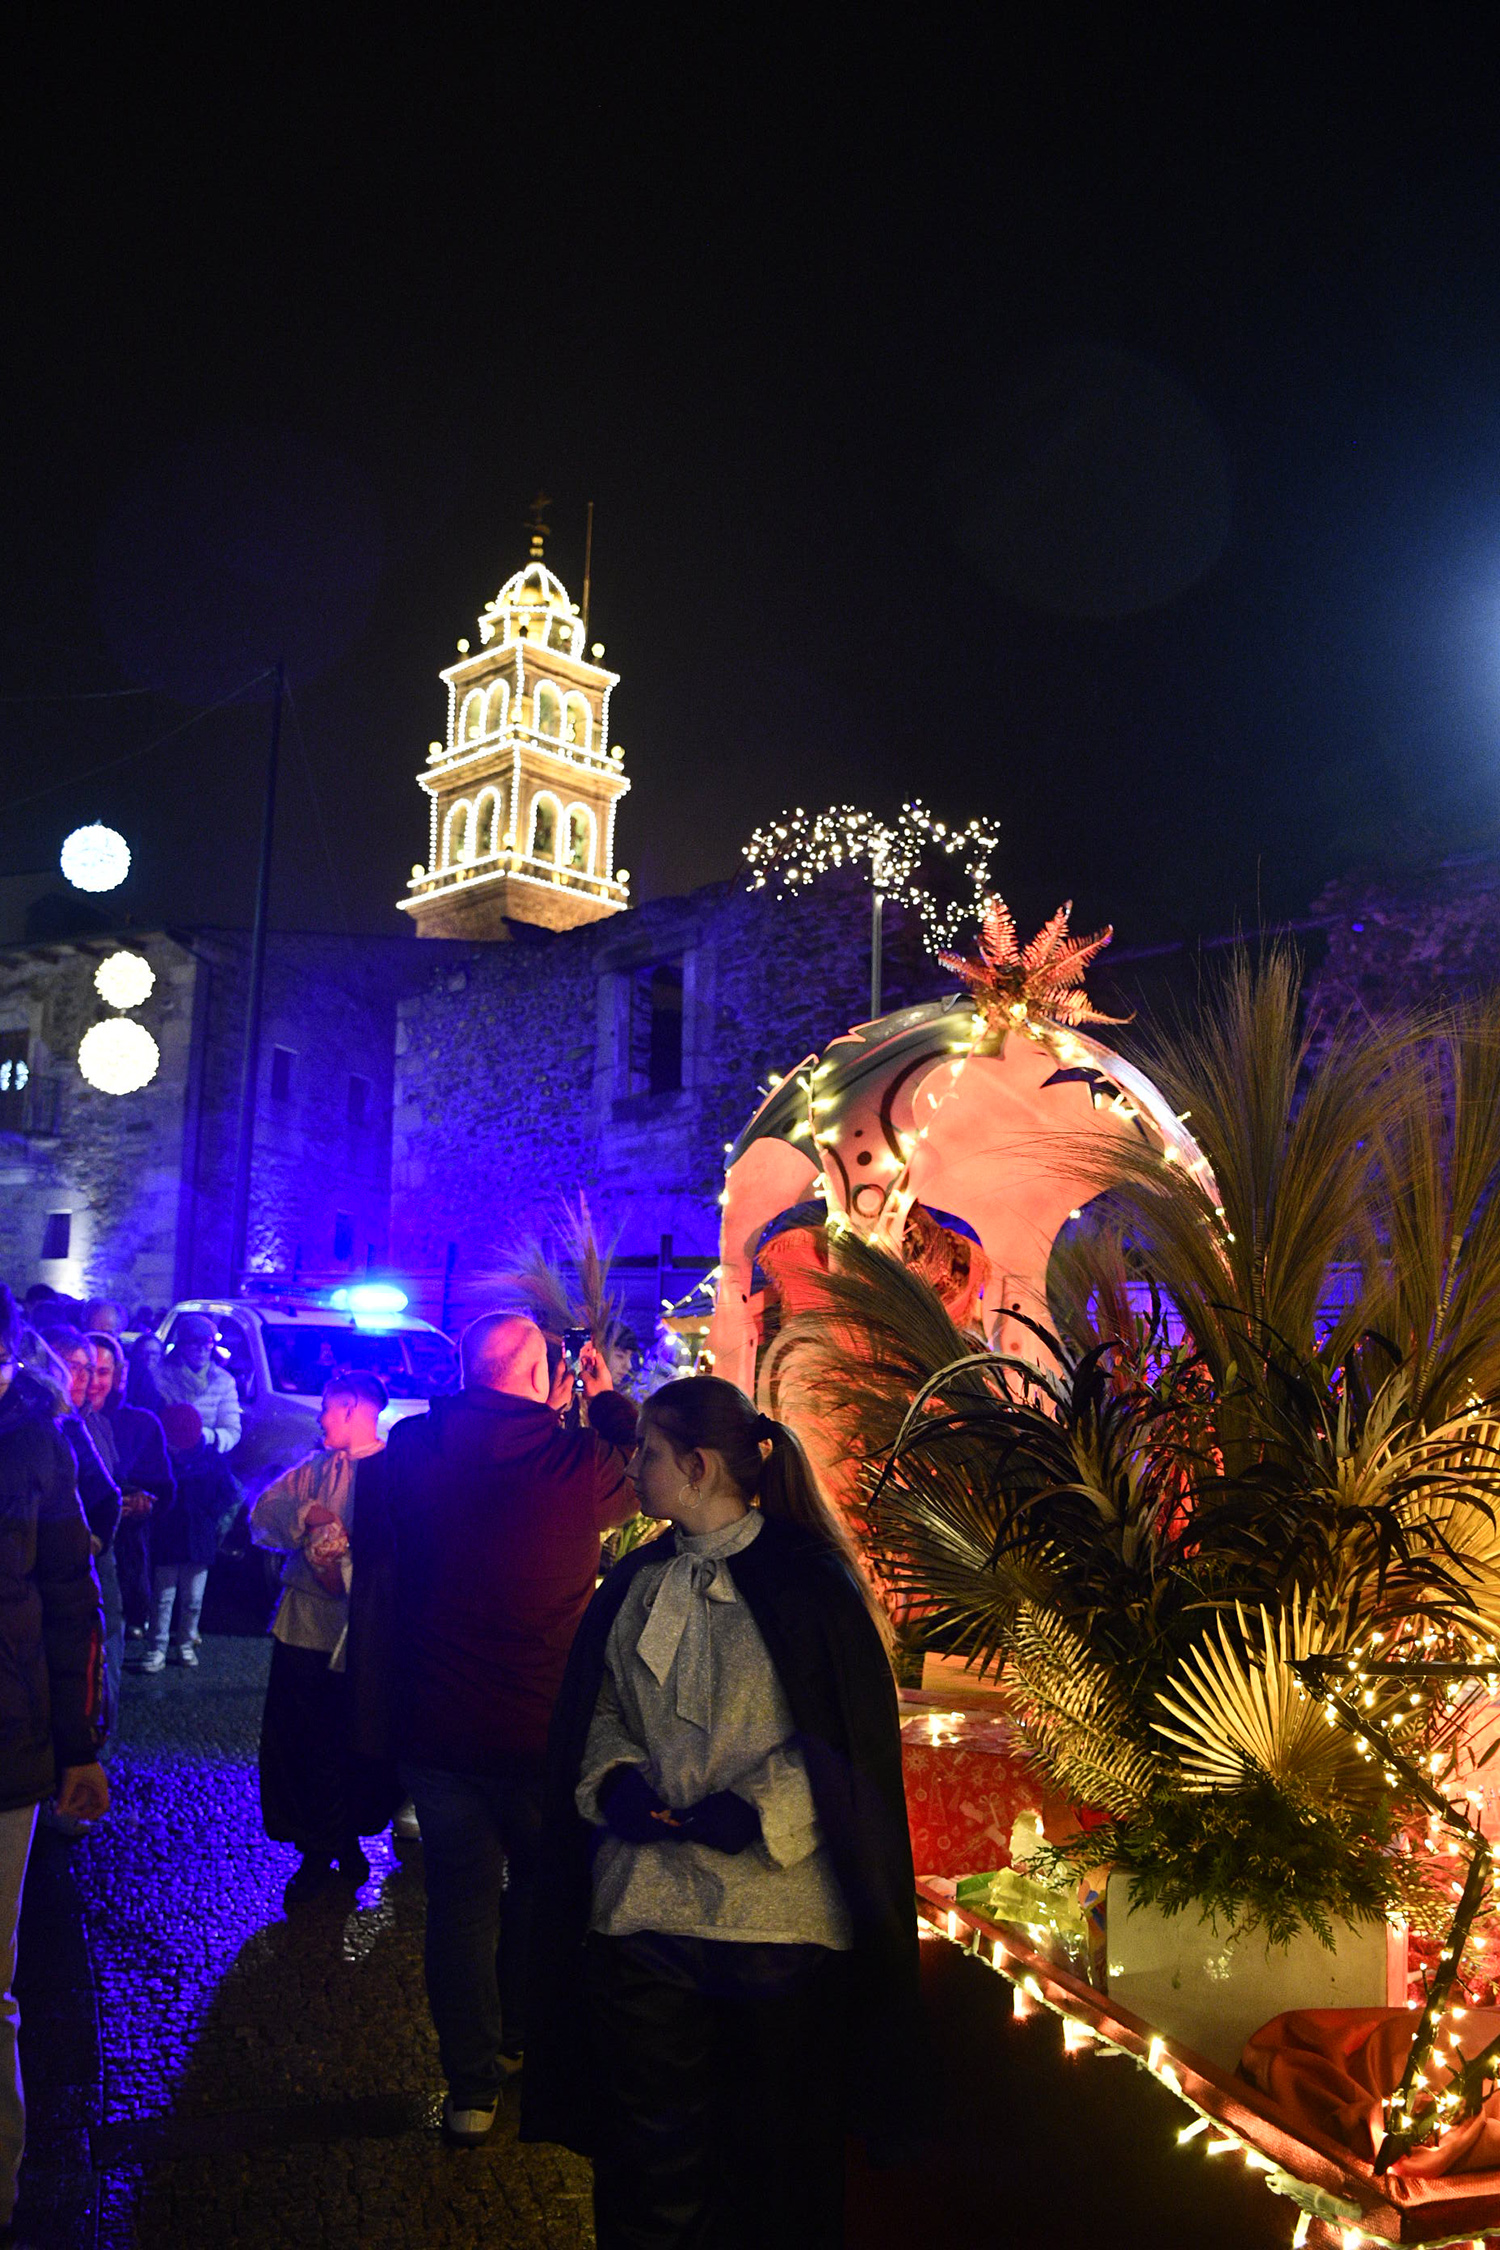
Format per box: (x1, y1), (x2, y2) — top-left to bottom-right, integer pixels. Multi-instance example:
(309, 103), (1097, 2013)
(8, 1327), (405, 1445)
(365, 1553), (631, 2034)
(0, 928), (463, 1310)
(175, 932), (446, 1295)
(390, 872), (948, 1328)
(0, 934), (198, 1308)
(1303, 854), (1500, 1035)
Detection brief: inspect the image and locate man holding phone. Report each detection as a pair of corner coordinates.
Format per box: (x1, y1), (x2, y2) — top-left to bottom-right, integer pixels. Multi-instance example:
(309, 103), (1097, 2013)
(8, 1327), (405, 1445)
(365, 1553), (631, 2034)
(350, 1313), (637, 2146)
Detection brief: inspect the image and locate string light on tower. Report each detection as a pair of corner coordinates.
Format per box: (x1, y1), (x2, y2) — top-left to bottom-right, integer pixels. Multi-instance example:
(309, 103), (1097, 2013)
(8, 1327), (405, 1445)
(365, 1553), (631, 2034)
(60, 823), (131, 893)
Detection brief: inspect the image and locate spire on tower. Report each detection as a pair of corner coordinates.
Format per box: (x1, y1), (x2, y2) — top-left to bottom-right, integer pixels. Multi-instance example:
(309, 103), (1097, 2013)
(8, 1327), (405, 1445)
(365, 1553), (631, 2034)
(526, 491), (552, 562)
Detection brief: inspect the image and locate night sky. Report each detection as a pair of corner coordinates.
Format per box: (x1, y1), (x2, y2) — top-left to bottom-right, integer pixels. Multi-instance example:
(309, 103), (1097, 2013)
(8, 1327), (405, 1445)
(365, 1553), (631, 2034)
(5, 19), (1500, 951)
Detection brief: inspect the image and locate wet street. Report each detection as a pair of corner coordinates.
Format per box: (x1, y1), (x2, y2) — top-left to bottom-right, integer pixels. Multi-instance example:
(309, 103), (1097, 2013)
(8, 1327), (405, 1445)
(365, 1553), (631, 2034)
(15, 1638), (592, 2249)
(13, 1636), (1289, 2249)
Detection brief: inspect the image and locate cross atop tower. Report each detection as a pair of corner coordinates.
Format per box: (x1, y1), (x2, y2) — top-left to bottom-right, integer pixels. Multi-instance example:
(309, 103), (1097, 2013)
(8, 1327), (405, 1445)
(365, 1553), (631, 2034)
(525, 491), (551, 562)
(398, 547), (631, 940)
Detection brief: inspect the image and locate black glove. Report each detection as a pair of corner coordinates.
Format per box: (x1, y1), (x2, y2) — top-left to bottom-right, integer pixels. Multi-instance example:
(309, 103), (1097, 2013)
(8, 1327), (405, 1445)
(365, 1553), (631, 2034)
(597, 1764), (687, 1845)
(680, 1790), (761, 1855)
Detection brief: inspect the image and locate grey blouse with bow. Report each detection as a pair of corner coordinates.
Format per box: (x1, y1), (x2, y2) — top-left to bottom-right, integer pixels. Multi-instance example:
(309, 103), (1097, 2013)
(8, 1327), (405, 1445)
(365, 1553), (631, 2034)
(576, 1509), (853, 1948)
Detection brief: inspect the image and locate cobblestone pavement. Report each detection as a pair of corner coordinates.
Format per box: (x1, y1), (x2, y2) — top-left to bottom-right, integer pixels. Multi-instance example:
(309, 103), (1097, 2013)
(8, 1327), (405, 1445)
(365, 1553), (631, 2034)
(23, 1636), (593, 2250)
(14, 1635), (1294, 2250)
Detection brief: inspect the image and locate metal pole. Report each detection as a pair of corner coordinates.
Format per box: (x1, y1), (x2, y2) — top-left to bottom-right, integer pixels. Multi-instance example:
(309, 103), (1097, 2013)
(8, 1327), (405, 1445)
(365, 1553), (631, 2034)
(228, 662), (283, 1287)
(581, 500), (595, 637)
(870, 888), (884, 1020)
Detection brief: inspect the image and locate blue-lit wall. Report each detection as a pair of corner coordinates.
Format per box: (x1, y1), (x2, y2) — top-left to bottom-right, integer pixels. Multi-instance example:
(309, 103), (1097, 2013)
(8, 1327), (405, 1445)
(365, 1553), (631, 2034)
(389, 872), (946, 1332)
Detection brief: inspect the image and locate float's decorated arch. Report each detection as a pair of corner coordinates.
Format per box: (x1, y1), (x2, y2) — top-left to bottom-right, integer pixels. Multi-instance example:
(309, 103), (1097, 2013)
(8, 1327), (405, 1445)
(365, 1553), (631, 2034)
(706, 900), (1213, 1395)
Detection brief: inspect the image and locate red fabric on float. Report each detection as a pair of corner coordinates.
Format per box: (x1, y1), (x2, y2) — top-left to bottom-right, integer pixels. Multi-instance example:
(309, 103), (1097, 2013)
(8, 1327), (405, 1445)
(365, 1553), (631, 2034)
(916, 1879), (1500, 2242)
(1241, 2007), (1500, 2179)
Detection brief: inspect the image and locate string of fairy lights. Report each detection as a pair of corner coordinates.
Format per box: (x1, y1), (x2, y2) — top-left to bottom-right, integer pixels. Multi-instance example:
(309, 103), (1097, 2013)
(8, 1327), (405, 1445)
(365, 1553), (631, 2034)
(742, 799), (1002, 953)
(919, 1891), (1371, 2243)
(913, 1641), (1500, 2244)
(1295, 1646), (1500, 2172)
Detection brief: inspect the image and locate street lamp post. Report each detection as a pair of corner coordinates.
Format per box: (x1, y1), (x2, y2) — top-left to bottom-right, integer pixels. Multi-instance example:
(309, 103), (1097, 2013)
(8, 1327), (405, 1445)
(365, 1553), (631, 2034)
(228, 662), (284, 1288)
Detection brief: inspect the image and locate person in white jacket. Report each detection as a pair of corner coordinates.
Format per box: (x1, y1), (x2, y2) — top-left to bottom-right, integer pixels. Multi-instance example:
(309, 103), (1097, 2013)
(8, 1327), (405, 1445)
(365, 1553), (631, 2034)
(250, 1370), (387, 1906)
(157, 1315), (242, 1456)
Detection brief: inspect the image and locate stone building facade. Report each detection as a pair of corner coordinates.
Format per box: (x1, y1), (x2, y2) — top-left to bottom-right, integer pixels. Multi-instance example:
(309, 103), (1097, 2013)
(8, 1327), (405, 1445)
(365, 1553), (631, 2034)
(0, 930), (459, 1309)
(389, 872), (945, 1331)
(1303, 853), (1500, 1033)
(12, 519), (1494, 1332)
(9, 856), (1499, 1325)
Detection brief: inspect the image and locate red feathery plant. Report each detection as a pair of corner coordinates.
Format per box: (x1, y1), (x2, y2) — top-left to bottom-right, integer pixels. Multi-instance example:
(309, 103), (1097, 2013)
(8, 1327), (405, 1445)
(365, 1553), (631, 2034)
(941, 894), (1129, 1046)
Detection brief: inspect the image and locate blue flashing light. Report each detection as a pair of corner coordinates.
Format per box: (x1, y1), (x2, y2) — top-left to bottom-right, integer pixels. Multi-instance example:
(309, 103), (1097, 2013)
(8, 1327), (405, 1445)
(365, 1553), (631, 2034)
(330, 1283), (409, 1314)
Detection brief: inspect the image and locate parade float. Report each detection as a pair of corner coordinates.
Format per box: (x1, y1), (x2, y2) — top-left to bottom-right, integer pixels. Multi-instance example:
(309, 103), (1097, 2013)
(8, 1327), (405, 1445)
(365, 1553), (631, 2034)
(706, 899), (1500, 2245)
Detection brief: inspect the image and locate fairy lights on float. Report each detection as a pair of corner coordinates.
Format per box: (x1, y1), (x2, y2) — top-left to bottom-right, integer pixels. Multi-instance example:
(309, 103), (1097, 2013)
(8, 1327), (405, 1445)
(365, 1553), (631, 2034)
(773, 894), (1220, 1260)
(911, 1634), (1500, 2246)
(917, 1894), (1386, 2244)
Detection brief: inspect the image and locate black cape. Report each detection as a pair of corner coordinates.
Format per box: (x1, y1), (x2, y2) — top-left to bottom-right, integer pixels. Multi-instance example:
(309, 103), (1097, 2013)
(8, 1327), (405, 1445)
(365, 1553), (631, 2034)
(520, 1511), (926, 2158)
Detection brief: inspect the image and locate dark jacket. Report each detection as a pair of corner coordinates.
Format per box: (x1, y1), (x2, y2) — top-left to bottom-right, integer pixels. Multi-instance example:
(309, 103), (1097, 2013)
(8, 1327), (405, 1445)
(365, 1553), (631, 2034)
(520, 1513), (924, 2159)
(102, 1395), (175, 1511)
(0, 1378), (107, 1812)
(349, 1387), (637, 1769)
(152, 1438), (237, 1568)
(61, 1406), (121, 1554)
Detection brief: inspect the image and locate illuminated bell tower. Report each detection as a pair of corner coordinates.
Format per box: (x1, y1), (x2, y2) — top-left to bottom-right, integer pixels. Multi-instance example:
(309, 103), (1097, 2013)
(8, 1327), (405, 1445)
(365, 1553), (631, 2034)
(399, 524), (631, 940)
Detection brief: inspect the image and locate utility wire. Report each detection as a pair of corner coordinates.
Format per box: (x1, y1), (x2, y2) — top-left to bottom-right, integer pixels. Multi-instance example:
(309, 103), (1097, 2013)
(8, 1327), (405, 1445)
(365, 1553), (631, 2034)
(0, 684), (155, 704)
(4, 669), (275, 813)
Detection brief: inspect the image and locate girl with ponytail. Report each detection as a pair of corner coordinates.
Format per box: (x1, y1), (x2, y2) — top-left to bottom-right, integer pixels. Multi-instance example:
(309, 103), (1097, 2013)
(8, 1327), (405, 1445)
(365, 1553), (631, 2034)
(522, 1377), (921, 2249)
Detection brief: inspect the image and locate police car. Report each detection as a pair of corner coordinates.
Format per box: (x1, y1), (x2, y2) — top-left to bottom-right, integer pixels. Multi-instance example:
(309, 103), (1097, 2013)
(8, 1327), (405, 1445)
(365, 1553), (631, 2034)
(156, 1283), (459, 1503)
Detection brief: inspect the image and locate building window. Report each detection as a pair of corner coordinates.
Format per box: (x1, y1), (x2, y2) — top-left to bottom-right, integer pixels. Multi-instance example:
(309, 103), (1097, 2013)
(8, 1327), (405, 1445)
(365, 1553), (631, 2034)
(563, 695), (590, 750)
(459, 689), (485, 744)
(443, 798), (474, 867)
(483, 681), (508, 735)
(531, 795), (559, 862)
(41, 1211), (71, 1261)
(347, 1074), (370, 1129)
(473, 786), (504, 857)
(334, 1211), (355, 1262)
(270, 1047), (294, 1101)
(566, 805), (594, 872)
(631, 962), (684, 1095)
(0, 1030), (30, 1127)
(535, 683), (562, 737)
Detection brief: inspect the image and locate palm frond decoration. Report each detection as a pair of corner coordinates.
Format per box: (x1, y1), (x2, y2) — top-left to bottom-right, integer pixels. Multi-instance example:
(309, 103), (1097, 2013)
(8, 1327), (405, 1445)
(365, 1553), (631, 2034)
(501, 1192), (627, 1351)
(501, 1242), (578, 1334)
(761, 947), (1500, 1946)
(1009, 1602), (1169, 1817)
(1152, 1596), (1386, 1803)
(940, 892), (1129, 1048)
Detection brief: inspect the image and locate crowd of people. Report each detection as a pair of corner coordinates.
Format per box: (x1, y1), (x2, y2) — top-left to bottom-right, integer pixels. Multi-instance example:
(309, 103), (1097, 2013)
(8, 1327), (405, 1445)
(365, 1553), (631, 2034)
(0, 1279), (920, 2248)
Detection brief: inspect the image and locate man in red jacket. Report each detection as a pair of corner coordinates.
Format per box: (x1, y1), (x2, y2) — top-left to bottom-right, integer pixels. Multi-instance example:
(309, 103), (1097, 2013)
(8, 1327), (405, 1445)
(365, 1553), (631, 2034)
(355, 1313), (636, 2146)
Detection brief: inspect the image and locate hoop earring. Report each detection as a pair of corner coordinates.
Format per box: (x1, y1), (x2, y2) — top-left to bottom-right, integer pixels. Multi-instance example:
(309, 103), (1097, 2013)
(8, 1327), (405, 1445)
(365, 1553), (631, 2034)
(678, 1482), (698, 1507)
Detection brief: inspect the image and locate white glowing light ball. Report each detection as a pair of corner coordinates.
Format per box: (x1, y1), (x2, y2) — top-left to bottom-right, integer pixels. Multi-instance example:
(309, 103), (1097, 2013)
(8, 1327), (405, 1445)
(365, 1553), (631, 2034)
(78, 1019), (160, 1094)
(60, 824), (131, 893)
(93, 949), (155, 1009)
